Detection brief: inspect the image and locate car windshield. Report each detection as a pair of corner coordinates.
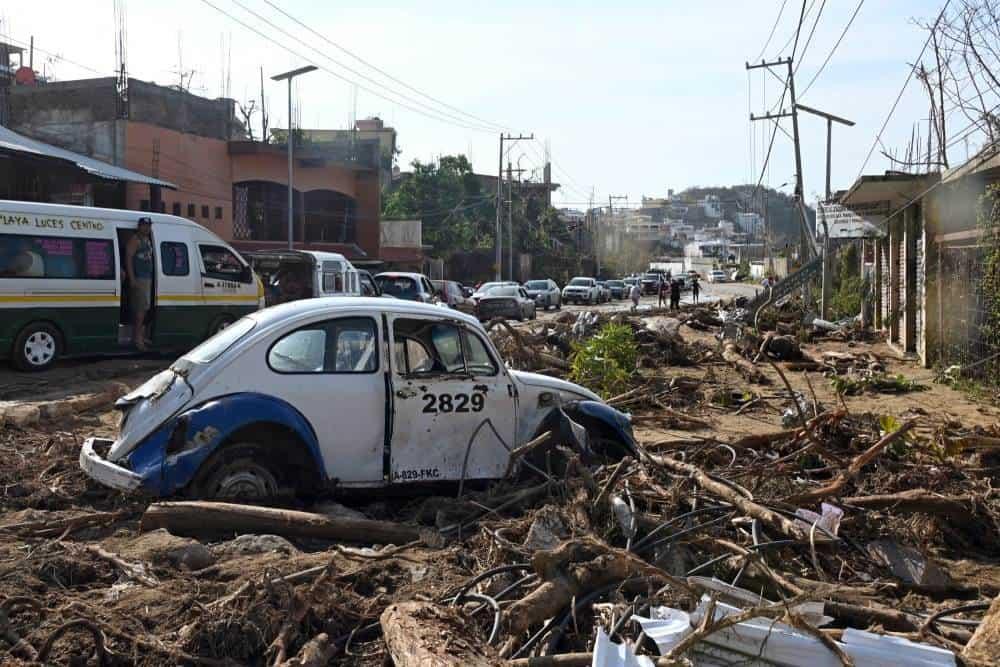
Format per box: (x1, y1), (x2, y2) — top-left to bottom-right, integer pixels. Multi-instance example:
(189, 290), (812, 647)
(475, 282), (504, 294)
(376, 276), (418, 297)
(568, 278), (592, 286)
(524, 281), (548, 289)
(184, 317), (256, 364)
(608, 280), (624, 287)
(486, 286), (519, 297)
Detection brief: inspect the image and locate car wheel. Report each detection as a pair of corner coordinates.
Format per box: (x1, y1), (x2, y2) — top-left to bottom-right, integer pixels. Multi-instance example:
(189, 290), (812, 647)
(12, 322), (62, 372)
(192, 445), (280, 500)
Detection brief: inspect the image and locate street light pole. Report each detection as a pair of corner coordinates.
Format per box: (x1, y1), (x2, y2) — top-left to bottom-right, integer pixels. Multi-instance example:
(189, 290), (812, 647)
(271, 65), (318, 250)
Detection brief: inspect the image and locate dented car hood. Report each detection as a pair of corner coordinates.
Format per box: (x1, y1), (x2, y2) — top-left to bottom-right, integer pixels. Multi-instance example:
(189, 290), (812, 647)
(510, 370), (601, 403)
(108, 366), (193, 460)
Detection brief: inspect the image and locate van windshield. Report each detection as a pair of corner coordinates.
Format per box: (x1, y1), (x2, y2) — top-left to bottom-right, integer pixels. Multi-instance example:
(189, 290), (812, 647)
(376, 275), (418, 298)
(184, 318), (255, 364)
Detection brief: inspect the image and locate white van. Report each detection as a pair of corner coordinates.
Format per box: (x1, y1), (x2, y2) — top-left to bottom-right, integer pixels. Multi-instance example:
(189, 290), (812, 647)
(0, 201), (263, 370)
(245, 249), (362, 307)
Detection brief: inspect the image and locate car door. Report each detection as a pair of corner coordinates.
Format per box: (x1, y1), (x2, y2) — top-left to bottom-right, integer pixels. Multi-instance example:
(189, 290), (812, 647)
(264, 314), (385, 485)
(154, 231), (197, 347)
(388, 315), (516, 483)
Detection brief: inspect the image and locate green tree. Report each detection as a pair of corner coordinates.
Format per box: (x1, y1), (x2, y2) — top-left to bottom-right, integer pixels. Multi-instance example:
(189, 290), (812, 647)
(382, 155), (495, 257)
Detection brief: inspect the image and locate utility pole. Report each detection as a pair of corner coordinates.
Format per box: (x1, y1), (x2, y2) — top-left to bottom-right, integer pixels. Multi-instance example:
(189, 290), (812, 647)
(495, 133), (533, 281)
(271, 65), (317, 250)
(506, 161), (525, 280)
(603, 195), (627, 278)
(747, 57), (853, 317)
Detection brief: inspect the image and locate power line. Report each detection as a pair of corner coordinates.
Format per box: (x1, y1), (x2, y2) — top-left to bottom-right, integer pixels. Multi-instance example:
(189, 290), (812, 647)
(793, 0), (827, 74)
(0, 35), (111, 77)
(196, 0), (498, 133)
(754, 0), (790, 63)
(260, 0), (508, 133)
(799, 0), (865, 98)
(855, 0), (952, 179)
(775, 0), (815, 58)
(222, 0), (500, 133)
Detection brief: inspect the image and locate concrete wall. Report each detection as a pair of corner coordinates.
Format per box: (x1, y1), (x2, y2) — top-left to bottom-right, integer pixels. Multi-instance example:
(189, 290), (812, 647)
(128, 79), (237, 140)
(123, 121), (233, 237)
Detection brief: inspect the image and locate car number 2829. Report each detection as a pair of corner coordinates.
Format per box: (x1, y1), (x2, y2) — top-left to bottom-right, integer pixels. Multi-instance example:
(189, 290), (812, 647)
(421, 392), (485, 414)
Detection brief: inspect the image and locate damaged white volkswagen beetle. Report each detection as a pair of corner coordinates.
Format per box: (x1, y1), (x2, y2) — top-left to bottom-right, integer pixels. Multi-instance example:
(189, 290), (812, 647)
(81, 298), (635, 498)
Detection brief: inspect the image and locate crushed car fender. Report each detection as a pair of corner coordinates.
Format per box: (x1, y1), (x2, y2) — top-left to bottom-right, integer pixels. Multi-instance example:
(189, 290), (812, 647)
(126, 392), (326, 496)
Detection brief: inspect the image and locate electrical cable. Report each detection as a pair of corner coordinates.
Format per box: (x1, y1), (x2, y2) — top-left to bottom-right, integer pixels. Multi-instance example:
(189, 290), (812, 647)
(629, 505), (732, 552)
(753, 0), (790, 63)
(453, 592), (502, 645)
(793, 0), (828, 75)
(227, 0), (503, 133)
(261, 0), (508, 132)
(855, 1), (953, 179)
(196, 0), (499, 134)
(799, 0), (866, 98)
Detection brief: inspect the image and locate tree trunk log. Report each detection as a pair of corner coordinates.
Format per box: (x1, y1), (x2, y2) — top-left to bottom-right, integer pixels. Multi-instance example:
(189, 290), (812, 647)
(380, 602), (499, 666)
(141, 501), (428, 544)
(841, 489), (975, 521)
(963, 594), (1000, 666)
(722, 342), (768, 384)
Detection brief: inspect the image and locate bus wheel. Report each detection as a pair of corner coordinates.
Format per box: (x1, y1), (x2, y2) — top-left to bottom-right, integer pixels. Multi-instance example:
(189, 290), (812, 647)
(12, 322), (61, 372)
(207, 315), (234, 338)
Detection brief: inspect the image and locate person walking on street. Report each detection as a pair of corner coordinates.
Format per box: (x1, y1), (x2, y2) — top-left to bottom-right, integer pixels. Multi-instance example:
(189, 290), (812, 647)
(670, 279), (681, 310)
(657, 278), (667, 308)
(691, 277), (700, 304)
(630, 283), (641, 311)
(126, 217), (154, 351)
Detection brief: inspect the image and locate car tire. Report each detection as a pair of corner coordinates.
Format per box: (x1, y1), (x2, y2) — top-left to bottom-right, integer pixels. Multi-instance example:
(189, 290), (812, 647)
(12, 322), (62, 372)
(192, 445), (280, 500)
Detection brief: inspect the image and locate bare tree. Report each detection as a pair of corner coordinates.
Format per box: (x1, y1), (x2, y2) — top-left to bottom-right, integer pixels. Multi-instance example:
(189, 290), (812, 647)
(237, 99), (257, 142)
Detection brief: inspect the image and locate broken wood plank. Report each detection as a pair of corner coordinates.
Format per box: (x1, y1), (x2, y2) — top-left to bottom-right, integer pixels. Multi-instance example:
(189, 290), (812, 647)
(380, 602), (498, 666)
(140, 501), (428, 545)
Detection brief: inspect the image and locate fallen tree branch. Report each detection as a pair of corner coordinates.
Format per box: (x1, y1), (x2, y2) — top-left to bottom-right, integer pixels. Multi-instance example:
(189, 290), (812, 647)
(141, 501), (430, 545)
(841, 489), (976, 521)
(785, 420), (916, 505)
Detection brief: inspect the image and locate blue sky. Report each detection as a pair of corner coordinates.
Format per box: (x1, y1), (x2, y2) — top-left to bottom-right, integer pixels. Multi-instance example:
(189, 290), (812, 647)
(2, 0), (966, 207)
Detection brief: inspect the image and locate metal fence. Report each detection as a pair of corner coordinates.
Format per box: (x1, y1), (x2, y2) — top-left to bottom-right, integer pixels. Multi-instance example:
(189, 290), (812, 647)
(936, 239), (1000, 383)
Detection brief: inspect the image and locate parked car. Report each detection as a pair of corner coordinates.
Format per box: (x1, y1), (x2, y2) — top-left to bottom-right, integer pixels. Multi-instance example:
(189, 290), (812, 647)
(471, 281), (519, 306)
(79, 298), (637, 498)
(606, 279), (627, 299)
(640, 272), (665, 295)
(708, 270), (728, 283)
(523, 279), (561, 310)
(562, 277), (600, 305)
(374, 272), (439, 302)
(359, 270), (382, 297)
(433, 280), (476, 314)
(595, 281), (612, 303)
(477, 285), (537, 321)
(460, 284), (474, 298)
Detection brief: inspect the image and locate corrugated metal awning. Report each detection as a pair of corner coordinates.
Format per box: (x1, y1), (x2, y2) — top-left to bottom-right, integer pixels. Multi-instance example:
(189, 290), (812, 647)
(0, 125), (176, 189)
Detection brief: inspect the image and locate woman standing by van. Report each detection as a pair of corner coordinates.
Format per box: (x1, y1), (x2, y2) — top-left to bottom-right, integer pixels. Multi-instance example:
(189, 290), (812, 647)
(126, 217), (154, 351)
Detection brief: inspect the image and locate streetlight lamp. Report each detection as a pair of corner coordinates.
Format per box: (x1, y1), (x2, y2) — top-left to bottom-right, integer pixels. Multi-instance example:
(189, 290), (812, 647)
(271, 65), (318, 250)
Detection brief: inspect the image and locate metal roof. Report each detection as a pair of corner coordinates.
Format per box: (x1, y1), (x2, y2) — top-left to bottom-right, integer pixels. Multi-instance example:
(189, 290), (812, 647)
(0, 125), (176, 189)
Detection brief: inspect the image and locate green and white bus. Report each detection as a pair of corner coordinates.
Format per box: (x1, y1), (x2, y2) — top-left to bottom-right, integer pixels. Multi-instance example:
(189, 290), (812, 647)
(0, 201), (264, 371)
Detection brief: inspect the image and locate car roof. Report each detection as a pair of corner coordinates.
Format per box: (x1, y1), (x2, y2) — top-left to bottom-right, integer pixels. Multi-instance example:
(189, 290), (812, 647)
(248, 297), (482, 329)
(374, 272), (427, 280)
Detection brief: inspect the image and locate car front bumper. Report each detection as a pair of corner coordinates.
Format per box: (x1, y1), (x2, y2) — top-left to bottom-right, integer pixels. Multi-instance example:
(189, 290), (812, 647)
(80, 437), (143, 492)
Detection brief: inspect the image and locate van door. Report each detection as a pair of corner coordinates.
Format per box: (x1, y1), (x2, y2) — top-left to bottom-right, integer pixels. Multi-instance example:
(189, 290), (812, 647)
(195, 242), (255, 336)
(154, 231), (198, 347)
(388, 316), (517, 483)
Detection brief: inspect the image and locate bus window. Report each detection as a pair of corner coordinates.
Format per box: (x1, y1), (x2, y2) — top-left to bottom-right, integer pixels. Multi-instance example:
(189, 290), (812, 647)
(0, 234), (114, 280)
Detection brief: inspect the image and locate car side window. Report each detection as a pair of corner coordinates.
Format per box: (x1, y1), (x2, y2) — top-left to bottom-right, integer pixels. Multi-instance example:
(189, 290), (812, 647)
(463, 331), (498, 376)
(268, 317), (378, 374)
(393, 318), (467, 376)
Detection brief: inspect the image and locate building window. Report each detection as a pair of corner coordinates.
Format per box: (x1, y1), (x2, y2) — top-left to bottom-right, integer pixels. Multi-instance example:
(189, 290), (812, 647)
(172, 203), (181, 216)
(140, 200), (150, 211)
(215, 206), (223, 220)
(187, 204), (196, 218)
(201, 205), (210, 219)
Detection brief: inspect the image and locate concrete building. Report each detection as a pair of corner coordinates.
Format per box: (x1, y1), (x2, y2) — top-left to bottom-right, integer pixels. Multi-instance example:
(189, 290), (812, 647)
(5, 76), (385, 262)
(273, 117), (397, 188)
(840, 146), (1000, 374)
(735, 211), (762, 234)
(700, 194), (723, 219)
